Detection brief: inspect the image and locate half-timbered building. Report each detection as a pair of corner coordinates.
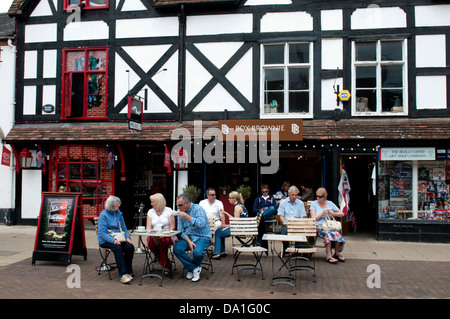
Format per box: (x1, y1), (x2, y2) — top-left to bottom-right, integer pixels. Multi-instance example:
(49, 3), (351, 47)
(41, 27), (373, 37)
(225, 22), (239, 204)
(5, 0), (450, 241)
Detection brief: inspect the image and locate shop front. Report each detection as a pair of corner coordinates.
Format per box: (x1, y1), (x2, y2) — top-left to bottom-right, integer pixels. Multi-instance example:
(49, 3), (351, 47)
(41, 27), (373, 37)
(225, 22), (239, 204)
(377, 146), (450, 242)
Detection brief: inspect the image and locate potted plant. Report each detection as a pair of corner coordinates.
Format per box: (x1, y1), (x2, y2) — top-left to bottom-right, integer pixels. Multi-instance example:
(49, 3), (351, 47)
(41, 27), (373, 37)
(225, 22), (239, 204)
(181, 184), (201, 203)
(236, 184), (251, 202)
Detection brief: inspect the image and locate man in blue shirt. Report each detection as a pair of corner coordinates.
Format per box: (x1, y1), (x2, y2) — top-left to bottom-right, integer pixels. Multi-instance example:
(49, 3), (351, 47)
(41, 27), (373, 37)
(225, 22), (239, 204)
(173, 193), (211, 282)
(277, 186), (307, 252)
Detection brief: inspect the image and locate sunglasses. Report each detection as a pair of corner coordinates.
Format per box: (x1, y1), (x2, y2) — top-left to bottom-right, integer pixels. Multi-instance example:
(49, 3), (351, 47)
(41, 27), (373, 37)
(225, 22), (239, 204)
(177, 203), (186, 207)
(316, 195), (324, 198)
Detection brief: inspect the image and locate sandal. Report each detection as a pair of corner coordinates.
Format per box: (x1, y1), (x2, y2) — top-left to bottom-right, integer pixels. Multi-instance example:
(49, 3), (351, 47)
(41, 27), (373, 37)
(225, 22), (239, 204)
(211, 254), (221, 260)
(220, 252), (228, 258)
(333, 254), (346, 262)
(326, 257), (338, 264)
(164, 267), (172, 276)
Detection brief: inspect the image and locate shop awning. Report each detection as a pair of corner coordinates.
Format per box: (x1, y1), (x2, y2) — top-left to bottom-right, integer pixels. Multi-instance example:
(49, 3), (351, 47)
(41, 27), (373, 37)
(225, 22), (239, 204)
(4, 118), (450, 144)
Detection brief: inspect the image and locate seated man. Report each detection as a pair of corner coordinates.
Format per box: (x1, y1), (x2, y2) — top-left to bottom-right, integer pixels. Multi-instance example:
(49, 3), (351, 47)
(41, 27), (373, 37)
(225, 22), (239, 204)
(277, 186), (307, 252)
(252, 184), (277, 220)
(173, 193), (212, 282)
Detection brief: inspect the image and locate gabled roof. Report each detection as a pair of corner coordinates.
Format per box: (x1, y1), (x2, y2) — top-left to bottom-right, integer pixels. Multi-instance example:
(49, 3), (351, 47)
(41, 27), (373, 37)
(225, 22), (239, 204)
(7, 0), (37, 18)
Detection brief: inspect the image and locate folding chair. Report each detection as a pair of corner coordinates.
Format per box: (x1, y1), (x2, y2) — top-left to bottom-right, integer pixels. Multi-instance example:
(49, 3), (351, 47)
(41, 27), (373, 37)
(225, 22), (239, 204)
(201, 216), (217, 276)
(229, 214), (267, 281)
(285, 218), (317, 284)
(97, 247), (117, 280)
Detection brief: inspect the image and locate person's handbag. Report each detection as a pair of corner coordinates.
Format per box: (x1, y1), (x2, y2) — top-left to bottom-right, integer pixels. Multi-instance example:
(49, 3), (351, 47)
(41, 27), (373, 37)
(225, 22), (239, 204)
(321, 214), (341, 232)
(109, 219), (126, 242)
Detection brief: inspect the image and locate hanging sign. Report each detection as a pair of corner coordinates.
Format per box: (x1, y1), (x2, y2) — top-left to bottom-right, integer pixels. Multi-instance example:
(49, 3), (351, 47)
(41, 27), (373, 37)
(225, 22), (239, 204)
(32, 192), (87, 265)
(1, 146), (11, 166)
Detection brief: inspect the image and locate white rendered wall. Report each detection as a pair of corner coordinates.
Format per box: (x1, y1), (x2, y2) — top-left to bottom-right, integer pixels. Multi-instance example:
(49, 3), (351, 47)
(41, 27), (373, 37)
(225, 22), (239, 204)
(415, 5), (450, 27)
(416, 76), (447, 110)
(0, 43), (16, 209)
(416, 35), (446, 68)
(351, 7), (406, 29)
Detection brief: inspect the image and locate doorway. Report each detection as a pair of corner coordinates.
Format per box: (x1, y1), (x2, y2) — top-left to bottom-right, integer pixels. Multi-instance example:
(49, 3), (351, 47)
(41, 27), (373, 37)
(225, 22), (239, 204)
(341, 155), (377, 233)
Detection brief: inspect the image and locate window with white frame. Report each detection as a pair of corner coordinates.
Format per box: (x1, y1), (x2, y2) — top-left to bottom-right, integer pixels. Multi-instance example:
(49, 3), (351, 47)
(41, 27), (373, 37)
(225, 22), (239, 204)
(262, 43), (313, 117)
(352, 39), (407, 115)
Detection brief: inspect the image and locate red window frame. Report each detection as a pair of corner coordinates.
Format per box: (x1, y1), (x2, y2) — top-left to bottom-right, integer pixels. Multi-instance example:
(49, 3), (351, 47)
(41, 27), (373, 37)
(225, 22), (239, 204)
(64, 0), (109, 10)
(62, 47), (108, 120)
(49, 145), (115, 219)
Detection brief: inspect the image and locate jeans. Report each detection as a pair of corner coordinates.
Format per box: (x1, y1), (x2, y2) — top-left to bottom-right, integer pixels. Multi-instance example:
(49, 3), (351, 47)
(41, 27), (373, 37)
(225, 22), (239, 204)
(213, 227), (231, 255)
(173, 238), (210, 272)
(100, 241), (134, 277)
(262, 206), (276, 221)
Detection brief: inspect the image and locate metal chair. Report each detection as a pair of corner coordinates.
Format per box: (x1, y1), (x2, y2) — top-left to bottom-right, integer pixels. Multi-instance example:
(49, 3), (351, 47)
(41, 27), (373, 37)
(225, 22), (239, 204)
(229, 213), (267, 281)
(284, 218), (317, 284)
(96, 247), (116, 280)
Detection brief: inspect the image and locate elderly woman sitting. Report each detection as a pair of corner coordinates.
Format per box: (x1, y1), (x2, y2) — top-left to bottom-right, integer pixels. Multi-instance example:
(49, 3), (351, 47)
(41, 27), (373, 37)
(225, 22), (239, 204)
(97, 195), (135, 283)
(309, 187), (346, 264)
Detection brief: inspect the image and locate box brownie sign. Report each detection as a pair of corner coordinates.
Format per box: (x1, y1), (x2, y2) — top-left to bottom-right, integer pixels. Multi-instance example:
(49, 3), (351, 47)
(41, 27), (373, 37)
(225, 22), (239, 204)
(32, 192), (87, 265)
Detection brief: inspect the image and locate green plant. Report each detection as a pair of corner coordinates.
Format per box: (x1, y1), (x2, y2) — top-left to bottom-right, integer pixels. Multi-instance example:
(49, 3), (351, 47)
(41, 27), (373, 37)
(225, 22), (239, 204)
(236, 184), (251, 202)
(181, 184), (201, 203)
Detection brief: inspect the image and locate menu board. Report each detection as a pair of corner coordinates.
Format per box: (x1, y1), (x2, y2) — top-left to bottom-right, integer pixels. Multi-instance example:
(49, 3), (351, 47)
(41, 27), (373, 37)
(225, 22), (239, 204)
(32, 192), (87, 265)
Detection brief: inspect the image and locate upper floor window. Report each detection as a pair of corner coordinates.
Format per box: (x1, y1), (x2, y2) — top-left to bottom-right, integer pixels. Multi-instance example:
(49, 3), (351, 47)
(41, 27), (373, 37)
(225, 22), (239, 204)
(352, 39), (407, 116)
(261, 43), (313, 118)
(62, 48), (108, 120)
(64, 0), (109, 10)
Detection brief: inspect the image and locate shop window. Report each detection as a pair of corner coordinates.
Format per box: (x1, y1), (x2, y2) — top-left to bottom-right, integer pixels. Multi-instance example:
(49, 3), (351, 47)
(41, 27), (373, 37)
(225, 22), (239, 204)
(378, 160), (449, 221)
(62, 48), (108, 120)
(49, 145), (114, 219)
(64, 0), (109, 10)
(352, 40), (407, 115)
(261, 42), (313, 118)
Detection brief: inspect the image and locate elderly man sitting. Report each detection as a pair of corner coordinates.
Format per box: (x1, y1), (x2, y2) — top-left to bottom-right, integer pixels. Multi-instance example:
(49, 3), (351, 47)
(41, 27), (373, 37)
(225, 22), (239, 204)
(277, 186), (307, 252)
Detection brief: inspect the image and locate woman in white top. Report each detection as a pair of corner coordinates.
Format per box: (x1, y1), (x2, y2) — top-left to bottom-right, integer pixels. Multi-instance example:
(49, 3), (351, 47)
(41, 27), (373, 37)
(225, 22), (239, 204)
(146, 193), (175, 275)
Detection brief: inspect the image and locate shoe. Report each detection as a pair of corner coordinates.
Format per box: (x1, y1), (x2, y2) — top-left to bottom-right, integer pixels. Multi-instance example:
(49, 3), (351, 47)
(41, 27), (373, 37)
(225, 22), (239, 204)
(125, 274), (134, 281)
(191, 266), (202, 282)
(333, 254), (346, 262)
(211, 254), (221, 260)
(120, 274), (132, 284)
(220, 252), (228, 258)
(186, 271), (194, 280)
(326, 257), (338, 264)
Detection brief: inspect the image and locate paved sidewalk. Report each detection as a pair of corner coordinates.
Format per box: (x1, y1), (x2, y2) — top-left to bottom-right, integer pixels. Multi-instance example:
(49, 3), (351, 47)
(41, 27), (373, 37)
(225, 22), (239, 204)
(0, 225), (449, 300)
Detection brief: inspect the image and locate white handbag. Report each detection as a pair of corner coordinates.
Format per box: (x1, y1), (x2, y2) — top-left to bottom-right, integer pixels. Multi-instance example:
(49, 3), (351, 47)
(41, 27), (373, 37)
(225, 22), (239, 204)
(321, 214), (341, 232)
(109, 217), (126, 242)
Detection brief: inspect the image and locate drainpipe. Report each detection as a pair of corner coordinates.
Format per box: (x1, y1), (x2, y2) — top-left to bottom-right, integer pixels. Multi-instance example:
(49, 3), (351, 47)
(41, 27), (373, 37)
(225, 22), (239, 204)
(8, 38), (17, 218)
(178, 4), (186, 124)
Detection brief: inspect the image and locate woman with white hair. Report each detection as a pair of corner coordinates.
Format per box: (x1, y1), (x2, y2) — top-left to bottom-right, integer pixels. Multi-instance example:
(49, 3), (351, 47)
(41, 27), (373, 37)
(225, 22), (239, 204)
(97, 195), (135, 284)
(146, 193), (176, 275)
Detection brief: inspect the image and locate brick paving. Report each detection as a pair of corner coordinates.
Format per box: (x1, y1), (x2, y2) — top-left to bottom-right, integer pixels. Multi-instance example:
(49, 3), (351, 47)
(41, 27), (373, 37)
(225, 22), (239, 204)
(0, 247), (448, 300)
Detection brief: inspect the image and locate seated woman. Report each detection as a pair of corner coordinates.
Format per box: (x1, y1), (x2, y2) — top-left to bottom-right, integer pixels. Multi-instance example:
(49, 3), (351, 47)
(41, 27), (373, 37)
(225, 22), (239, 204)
(309, 187), (346, 264)
(213, 191), (266, 259)
(146, 193), (176, 275)
(97, 195), (135, 284)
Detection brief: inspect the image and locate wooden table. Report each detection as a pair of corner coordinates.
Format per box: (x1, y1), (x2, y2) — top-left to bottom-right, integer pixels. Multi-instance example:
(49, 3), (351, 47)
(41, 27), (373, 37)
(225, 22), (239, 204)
(262, 233), (308, 287)
(130, 230), (180, 287)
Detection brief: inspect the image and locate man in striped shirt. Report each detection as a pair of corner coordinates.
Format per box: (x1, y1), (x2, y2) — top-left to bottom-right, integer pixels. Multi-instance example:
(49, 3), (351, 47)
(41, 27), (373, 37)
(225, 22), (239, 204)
(174, 193), (212, 282)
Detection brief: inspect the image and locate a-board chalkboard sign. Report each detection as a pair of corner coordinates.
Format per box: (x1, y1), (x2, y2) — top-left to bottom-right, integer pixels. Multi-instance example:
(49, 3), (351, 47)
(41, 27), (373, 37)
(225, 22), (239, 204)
(32, 192), (87, 265)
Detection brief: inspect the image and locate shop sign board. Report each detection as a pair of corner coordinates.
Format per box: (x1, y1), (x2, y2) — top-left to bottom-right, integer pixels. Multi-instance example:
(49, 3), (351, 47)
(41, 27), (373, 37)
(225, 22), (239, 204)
(218, 119), (303, 141)
(379, 147), (436, 161)
(32, 192), (87, 265)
